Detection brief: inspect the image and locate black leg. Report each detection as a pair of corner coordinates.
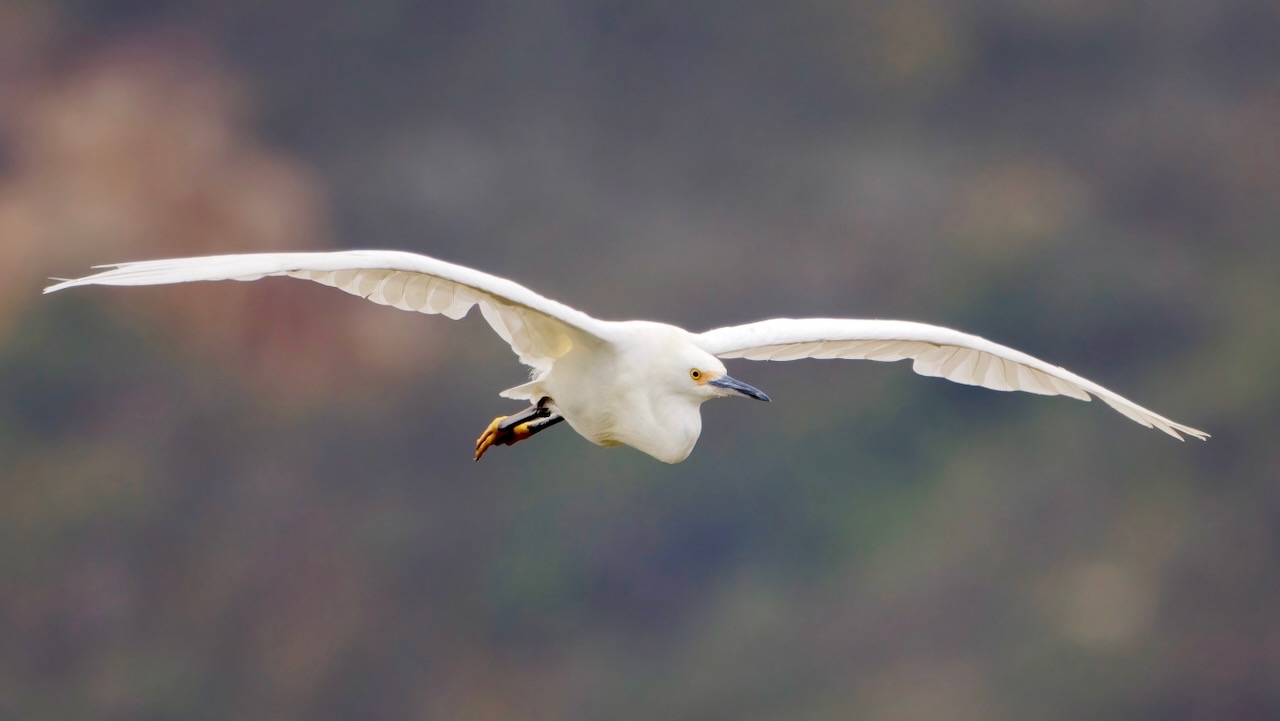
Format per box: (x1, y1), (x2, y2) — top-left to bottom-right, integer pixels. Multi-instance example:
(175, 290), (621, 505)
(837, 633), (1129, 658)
(475, 398), (564, 460)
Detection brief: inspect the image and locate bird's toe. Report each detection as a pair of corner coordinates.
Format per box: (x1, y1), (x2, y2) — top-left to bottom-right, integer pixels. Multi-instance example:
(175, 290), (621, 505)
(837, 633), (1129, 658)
(474, 415), (508, 460)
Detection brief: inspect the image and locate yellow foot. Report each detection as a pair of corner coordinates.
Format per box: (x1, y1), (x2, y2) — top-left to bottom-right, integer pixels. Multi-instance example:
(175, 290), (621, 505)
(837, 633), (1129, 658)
(474, 415), (508, 461)
(474, 416), (538, 461)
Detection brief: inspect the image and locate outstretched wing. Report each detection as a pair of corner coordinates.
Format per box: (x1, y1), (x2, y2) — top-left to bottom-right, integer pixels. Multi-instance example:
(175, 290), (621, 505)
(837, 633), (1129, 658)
(695, 318), (1207, 440)
(45, 250), (614, 368)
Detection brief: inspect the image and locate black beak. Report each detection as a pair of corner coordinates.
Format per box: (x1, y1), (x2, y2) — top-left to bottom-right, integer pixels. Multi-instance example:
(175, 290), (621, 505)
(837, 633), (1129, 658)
(709, 374), (771, 402)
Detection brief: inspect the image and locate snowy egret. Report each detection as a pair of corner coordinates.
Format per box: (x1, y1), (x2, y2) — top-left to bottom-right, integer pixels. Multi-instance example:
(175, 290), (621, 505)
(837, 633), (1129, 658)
(45, 251), (1207, 462)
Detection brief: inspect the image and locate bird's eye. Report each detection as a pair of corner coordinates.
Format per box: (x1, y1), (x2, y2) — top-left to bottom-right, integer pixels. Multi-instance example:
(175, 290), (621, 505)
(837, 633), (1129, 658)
(690, 368), (702, 381)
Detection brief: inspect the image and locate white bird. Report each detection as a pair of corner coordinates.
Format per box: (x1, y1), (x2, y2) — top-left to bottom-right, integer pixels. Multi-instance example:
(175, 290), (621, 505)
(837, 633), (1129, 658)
(45, 250), (1208, 463)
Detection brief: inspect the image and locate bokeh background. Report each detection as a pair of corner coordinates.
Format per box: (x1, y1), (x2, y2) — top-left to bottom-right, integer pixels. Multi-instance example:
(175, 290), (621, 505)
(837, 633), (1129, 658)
(2, 0), (1277, 719)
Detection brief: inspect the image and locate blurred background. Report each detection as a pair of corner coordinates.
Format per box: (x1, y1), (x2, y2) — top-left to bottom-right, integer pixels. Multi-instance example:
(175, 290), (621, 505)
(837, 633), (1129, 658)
(1, 0), (1277, 719)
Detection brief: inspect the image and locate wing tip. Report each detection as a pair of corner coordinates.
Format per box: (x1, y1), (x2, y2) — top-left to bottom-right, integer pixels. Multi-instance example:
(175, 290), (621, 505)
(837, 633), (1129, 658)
(1159, 421), (1210, 442)
(43, 278), (72, 294)
(44, 261), (135, 294)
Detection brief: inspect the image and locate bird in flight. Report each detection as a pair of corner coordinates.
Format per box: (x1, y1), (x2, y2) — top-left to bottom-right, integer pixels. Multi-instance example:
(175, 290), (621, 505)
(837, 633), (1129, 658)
(45, 250), (1207, 463)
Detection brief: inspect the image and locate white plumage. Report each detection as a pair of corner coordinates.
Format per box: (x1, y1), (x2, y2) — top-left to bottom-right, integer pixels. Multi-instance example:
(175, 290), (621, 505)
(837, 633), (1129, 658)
(45, 250), (1207, 462)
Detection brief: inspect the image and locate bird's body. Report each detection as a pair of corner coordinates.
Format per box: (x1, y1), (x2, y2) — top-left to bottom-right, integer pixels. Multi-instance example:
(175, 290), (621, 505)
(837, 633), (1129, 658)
(45, 250), (1207, 462)
(527, 322), (730, 462)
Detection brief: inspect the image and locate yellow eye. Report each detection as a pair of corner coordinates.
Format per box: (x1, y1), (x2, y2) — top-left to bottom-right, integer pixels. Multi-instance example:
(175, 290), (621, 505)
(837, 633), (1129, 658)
(689, 368), (703, 381)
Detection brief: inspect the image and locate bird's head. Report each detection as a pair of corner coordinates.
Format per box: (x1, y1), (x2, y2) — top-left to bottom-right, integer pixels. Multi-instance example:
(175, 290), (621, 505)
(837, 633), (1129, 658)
(674, 348), (771, 404)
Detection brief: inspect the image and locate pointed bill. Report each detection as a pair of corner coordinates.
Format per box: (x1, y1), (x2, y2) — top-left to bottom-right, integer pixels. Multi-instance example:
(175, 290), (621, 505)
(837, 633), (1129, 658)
(708, 374), (771, 401)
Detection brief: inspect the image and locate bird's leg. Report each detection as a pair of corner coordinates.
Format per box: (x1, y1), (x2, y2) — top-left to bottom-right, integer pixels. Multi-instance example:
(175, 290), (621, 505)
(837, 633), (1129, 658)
(474, 398), (564, 461)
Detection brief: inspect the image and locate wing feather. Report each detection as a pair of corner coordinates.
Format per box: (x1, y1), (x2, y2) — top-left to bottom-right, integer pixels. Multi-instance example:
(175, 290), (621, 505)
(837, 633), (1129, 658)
(45, 250), (613, 368)
(696, 318), (1207, 440)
